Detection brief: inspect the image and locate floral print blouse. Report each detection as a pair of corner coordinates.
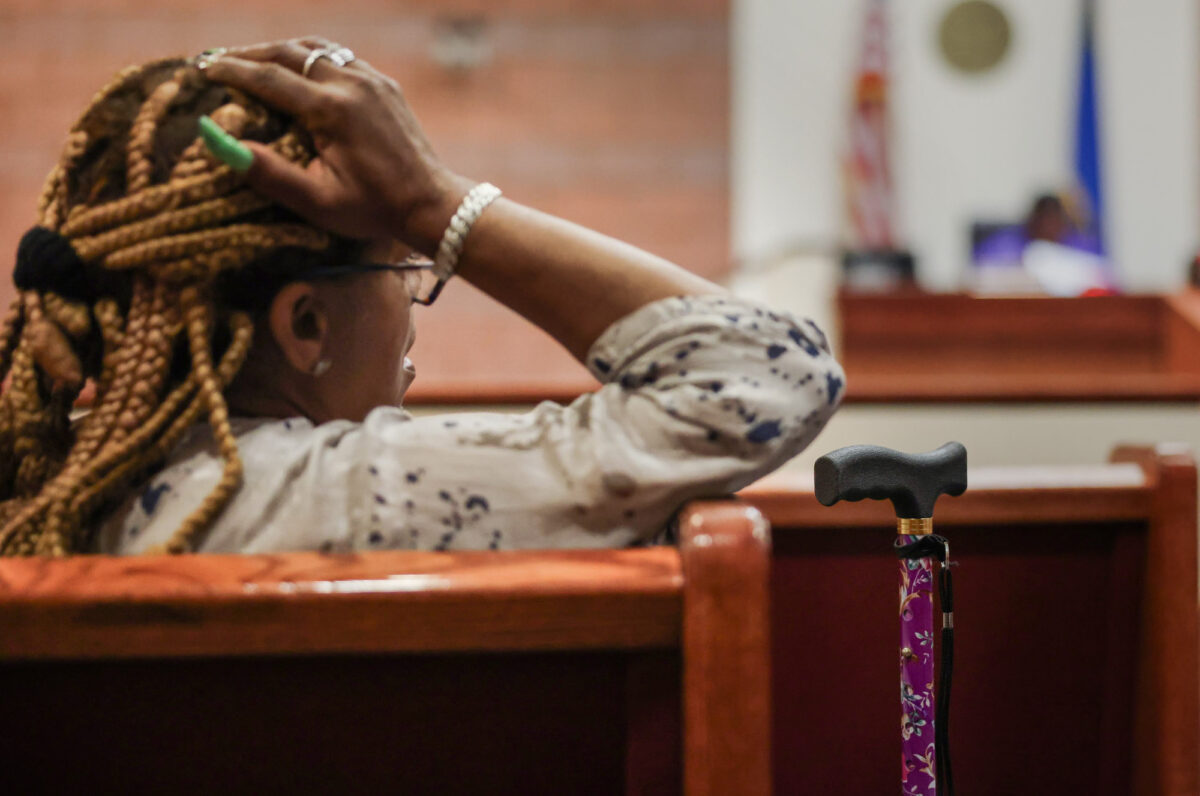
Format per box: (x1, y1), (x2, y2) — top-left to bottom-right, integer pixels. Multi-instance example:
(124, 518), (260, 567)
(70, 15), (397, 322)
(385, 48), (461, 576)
(95, 294), (844, 554)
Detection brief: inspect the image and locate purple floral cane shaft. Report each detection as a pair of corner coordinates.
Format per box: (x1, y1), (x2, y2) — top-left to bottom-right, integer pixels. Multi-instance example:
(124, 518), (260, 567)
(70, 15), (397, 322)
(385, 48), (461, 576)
(899, 535), (937, 795)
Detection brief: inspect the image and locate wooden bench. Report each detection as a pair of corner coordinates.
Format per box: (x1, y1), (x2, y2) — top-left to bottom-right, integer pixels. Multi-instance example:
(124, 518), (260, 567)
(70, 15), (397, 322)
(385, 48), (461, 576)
(0, 502), (770, 796)
(3, 446), (1195, 795)
(740, 444), (1199, 796)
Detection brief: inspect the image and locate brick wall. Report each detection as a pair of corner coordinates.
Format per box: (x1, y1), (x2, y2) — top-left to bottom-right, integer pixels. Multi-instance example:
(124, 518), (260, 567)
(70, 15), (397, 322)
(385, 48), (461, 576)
(0, 0), (728, 401)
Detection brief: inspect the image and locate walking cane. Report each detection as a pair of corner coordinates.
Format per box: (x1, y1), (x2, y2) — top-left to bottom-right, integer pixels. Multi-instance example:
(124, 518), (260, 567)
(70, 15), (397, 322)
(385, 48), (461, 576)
(814, 442), (967, 796)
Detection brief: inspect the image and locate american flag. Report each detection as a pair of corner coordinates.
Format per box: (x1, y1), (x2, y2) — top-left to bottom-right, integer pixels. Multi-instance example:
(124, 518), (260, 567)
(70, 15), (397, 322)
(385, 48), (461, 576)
(844, 0), (897, 250)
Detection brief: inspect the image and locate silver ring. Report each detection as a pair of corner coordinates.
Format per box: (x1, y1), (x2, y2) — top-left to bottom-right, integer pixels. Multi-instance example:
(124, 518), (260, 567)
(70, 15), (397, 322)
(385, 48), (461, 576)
(333, 47), (356, 66)
(302, 47), (346, 78)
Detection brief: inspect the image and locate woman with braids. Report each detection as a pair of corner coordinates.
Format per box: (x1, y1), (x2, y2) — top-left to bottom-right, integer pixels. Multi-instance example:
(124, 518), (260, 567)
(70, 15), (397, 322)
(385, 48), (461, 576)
(0, 38), (843, 557)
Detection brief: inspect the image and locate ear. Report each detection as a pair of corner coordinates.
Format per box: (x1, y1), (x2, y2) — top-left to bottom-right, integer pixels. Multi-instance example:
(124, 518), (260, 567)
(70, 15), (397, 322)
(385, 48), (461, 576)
(267, 282), (328, 376)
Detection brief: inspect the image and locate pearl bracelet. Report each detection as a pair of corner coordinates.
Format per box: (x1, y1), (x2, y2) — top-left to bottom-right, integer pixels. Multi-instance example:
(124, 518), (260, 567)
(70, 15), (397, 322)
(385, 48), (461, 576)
(433, 182), (502, 281)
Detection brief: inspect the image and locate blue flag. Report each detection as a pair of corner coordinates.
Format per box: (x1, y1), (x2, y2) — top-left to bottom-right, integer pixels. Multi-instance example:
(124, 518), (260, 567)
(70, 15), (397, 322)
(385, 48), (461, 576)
(1075, 0), (1104, 253)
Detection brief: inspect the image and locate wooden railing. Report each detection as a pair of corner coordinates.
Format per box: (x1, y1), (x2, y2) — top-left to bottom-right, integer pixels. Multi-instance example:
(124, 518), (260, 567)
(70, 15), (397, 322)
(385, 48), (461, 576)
(0, 502), (769, 796)
(836, 289), (1200, 402)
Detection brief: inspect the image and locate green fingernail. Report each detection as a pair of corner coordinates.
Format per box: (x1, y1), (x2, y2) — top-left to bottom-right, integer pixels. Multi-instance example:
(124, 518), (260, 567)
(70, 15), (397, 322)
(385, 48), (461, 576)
(198, 115), (254, 173)
(195, 47), (226, 71)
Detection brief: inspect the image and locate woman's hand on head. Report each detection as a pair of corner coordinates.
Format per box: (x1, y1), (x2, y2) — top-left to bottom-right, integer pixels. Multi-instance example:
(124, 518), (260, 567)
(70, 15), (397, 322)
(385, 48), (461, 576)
(204, 37), (470, 251)
(207, 37), (724, 365)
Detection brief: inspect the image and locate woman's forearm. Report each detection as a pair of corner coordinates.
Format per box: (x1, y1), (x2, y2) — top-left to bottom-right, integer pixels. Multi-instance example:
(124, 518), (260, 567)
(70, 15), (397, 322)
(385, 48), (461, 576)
(407, 174), (725, 363)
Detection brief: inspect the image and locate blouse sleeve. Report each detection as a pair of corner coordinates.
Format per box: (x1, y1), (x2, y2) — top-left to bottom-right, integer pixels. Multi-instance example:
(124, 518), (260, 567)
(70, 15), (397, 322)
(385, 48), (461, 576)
(333, 293), (844, 551)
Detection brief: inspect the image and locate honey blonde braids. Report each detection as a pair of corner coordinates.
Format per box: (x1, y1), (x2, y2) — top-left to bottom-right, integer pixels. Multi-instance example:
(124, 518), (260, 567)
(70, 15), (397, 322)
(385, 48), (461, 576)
(0, 57), (332, 556)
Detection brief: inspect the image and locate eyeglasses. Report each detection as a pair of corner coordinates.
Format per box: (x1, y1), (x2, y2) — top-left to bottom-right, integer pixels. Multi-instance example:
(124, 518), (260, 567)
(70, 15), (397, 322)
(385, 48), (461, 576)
(295, 255), (445, 306)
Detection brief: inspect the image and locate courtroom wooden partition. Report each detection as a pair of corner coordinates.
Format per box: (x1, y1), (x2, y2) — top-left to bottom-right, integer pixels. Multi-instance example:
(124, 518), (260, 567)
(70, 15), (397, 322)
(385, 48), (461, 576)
(836, 288), (1200, 402)
(740, 445), (1199, 796)
(0, 503), (770, 796)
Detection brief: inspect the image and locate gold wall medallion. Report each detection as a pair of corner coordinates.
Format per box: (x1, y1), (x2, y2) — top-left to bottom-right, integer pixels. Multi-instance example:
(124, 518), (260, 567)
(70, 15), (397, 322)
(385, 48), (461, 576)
(938, 0), (1012, 74)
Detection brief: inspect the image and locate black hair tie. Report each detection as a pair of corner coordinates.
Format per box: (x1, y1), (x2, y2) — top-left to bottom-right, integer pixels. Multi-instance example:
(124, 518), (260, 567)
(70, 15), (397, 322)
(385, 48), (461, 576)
(13, 226), (92, 302)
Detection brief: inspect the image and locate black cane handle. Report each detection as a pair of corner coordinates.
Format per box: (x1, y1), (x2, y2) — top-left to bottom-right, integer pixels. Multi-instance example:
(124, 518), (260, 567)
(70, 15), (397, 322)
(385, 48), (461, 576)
(813, 442), (967, 519)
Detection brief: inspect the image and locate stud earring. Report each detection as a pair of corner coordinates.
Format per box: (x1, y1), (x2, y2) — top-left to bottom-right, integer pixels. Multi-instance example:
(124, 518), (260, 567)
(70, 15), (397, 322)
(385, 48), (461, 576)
(312, 359), (332, 377)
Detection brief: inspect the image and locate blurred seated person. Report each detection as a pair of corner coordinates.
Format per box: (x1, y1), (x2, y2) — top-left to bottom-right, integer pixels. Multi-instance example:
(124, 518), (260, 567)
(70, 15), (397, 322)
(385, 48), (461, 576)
(0, 38), (842, 557)
(970, 193), (1117, 296)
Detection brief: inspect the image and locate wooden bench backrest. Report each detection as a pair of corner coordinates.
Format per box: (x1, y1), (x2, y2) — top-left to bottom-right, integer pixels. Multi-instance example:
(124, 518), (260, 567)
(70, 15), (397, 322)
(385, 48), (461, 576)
(740, 445), (1199, 796)
(0, 502), (770, 796)
(6, 447), (1193, 794)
